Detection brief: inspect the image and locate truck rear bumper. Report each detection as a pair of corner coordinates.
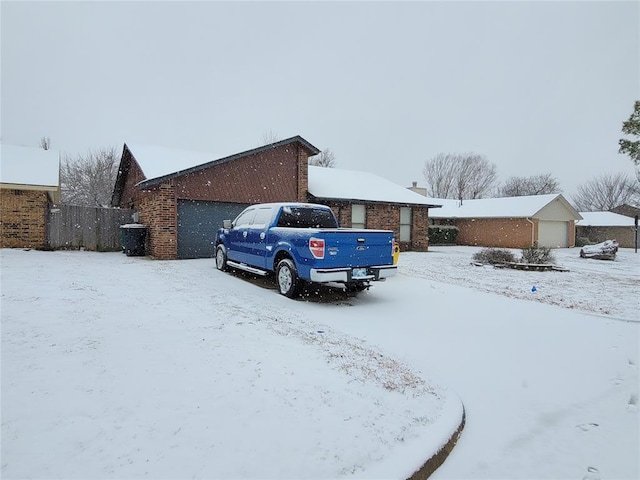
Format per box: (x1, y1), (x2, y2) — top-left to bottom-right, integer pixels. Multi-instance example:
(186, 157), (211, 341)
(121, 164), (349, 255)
(310, 265), (397, 283)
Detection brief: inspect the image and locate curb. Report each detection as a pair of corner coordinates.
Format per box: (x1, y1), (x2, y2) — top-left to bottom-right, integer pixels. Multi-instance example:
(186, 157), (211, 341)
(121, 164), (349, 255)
(407, 407), (466, 480)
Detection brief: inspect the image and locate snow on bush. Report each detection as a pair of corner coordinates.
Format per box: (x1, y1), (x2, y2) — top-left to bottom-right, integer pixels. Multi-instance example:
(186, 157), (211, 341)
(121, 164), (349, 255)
(520, 245), (555, 264)
(472, 247), (516, 265)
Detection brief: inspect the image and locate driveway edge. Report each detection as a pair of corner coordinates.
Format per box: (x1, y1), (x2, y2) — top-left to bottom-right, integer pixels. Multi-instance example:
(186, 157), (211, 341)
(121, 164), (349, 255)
(407, 407), (466, 480)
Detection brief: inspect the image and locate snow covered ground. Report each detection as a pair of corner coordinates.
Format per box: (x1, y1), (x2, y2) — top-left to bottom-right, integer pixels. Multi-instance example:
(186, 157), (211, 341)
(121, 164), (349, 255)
(1, 246), (638, 479)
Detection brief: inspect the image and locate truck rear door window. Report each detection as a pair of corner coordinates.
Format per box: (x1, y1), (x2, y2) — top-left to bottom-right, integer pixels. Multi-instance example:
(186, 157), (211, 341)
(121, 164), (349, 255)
(277, 207), (337, 228)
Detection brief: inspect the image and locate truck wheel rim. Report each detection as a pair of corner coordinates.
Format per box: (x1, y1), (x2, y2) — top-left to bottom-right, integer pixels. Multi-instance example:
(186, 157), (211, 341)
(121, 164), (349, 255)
(216, 250), (224, 268)
(278, 267), (292, 292)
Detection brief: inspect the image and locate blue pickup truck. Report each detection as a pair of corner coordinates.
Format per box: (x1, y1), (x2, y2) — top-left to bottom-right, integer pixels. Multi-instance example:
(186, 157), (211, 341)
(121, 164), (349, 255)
(214, 202), (397, 298)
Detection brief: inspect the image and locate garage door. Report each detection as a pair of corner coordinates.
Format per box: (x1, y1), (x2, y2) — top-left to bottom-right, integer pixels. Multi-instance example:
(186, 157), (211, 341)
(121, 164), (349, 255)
(537, 221), (568, 248)
(177, 200), (248, 259)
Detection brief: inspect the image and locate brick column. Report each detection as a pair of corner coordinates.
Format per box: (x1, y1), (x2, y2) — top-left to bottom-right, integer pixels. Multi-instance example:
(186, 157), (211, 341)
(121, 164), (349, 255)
(412, 208), (429, 251)
(297, 147), (309, 202)
(139, 181), (177, 259)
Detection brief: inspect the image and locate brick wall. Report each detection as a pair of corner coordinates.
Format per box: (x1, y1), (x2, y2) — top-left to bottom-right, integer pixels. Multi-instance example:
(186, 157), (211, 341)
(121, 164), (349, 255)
(173, 145), (303, 203)
(0, 189), (50, 249)
(576, 225), (635, 248)
(568, 220), (576, 247)
(451, 217), (537, 248)
(320, 200), (429, 251)
(138, 182), (177, 259)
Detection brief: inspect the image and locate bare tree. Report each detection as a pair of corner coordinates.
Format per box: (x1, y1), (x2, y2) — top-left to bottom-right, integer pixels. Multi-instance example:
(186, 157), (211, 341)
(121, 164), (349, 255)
(308, 148), (336, 168)
(40, 136), (51, 150)
(260, 130), (281, 146)
(497, 173), (561, 197)
(423, 153), (498, 200)
(60, 147), (120, 207)
(571, 172), (639, 211)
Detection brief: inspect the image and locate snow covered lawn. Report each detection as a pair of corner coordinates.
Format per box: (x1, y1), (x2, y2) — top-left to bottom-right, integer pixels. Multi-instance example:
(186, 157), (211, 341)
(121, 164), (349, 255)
(1, 246), (638, 479)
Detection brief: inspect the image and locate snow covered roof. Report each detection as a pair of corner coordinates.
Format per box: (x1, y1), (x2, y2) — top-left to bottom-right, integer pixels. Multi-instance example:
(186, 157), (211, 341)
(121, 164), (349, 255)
(0, 143), (60, 188)
(428, 193), (581, 219)
(577, 211), (636, 227)
(125, 143), (219, 182)
(125, 136), (320, 188)
(308, 166), (439, 206)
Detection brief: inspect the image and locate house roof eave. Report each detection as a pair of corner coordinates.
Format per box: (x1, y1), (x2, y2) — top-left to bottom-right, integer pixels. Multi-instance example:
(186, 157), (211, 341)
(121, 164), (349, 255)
(135, 136), (320, 189)
(309, 194), (441, 208)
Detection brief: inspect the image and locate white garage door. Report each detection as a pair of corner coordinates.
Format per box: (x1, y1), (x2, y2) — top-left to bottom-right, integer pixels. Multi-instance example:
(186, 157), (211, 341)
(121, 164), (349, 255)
(538, 221), (568, 248)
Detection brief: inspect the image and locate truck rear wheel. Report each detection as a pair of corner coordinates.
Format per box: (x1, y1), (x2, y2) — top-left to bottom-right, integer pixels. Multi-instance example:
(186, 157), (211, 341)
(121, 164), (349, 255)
(276, 259), (301, 298)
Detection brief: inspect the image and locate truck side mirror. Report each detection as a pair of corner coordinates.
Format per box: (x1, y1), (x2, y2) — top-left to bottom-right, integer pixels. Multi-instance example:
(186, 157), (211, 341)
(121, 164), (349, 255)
(223, 219), (232, 229)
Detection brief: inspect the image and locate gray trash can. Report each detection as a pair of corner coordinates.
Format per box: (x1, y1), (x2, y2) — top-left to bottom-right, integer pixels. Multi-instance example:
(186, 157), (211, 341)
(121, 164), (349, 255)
(120, 224), (148, 256)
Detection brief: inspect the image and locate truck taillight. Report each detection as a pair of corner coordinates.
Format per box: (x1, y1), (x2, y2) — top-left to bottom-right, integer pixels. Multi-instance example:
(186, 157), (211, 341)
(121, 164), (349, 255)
(309, 237), (325, 259)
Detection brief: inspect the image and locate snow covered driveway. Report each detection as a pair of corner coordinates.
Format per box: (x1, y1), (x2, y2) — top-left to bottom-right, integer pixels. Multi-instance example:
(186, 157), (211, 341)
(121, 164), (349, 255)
(1, 246), (638, 479)
(1, 249), (461, 480)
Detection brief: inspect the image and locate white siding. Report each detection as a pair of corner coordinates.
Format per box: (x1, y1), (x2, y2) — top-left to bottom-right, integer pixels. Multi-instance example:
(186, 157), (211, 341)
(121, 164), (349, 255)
(537, 199), (575, 221)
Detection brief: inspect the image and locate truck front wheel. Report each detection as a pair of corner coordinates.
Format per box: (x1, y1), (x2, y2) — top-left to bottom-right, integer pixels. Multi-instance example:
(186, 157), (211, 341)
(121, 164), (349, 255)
(215, 245), (228, 271)
(276, 259), (301, 298)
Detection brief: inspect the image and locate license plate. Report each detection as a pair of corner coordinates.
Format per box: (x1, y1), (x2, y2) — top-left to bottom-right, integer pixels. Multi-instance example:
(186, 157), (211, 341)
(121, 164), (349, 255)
(352, 268), (367, 278)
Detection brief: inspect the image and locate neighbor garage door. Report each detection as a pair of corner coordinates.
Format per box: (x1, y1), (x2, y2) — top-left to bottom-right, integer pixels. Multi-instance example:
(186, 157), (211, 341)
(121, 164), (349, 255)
(537, 220), (568, 248)
(177, 200), (248, 259)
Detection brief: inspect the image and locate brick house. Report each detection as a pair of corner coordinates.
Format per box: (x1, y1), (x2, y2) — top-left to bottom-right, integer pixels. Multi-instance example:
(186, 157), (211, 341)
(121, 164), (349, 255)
(307, 166), (438, 252)
(576, 211), (636, 248)
(0, 144), (60, 249)
(112, 136), (319, 259)
(610, 203), (640, 219)
(112, 136), (437, 259)
(429, 194), (582, 248)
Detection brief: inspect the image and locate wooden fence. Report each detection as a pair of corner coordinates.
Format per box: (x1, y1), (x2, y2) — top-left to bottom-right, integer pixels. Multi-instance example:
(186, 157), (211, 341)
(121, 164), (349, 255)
(48, 205), (134, 251)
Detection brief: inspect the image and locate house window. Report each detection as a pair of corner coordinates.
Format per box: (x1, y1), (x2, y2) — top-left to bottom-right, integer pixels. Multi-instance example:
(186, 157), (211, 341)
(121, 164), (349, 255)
(352, 204), (366, 229)
(400, 207), (412, 242)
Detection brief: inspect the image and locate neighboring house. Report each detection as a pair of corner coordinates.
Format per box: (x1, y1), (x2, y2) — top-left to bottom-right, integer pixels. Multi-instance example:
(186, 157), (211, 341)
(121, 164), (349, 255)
(0, 144), (60, 249)
(609, 203), (640, 219)
(407, 181), (427, 197)
(308, 167), (439, 252)
(576, 212), (637, 248)
(428, 194), (582, 248)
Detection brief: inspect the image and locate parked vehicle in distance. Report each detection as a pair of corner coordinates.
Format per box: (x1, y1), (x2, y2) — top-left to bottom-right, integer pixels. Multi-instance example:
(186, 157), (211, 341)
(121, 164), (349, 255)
(214, 203), (397, 298)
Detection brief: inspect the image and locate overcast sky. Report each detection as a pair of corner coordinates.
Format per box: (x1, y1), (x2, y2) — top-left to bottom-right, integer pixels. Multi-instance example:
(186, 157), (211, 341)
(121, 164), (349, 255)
(1, 1), (638, 198)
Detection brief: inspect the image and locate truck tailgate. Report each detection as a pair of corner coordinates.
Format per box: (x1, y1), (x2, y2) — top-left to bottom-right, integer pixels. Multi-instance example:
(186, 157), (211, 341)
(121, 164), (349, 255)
(317, 229), (394, 268)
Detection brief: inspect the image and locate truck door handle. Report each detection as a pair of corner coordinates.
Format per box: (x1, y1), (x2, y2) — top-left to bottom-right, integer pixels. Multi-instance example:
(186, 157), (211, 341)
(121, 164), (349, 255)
(243, 231), (247, 238)
(260, 232), (265, 240)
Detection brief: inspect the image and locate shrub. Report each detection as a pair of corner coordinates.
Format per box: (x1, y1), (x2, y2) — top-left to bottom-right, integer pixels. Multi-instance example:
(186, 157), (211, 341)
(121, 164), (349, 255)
(575, 236), (591, 248)
(472, 247), (516, 265)
(428, 225), (459, 245)
(520, 246), (555, 264)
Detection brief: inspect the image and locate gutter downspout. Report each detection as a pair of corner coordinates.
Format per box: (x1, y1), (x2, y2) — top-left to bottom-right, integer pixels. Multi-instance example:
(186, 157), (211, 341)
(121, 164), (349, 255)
(525, 217), (535, 246)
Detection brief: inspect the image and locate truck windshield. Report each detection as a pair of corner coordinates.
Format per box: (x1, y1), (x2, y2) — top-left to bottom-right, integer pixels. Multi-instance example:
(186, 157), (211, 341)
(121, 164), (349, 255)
(276, 207), (337, 228)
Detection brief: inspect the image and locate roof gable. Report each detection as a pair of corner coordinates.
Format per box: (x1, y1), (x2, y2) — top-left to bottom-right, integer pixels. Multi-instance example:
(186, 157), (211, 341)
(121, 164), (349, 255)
(0, 143), (60, 188)
(429, 194), (582, 220)
(308, 166), (439, 206)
